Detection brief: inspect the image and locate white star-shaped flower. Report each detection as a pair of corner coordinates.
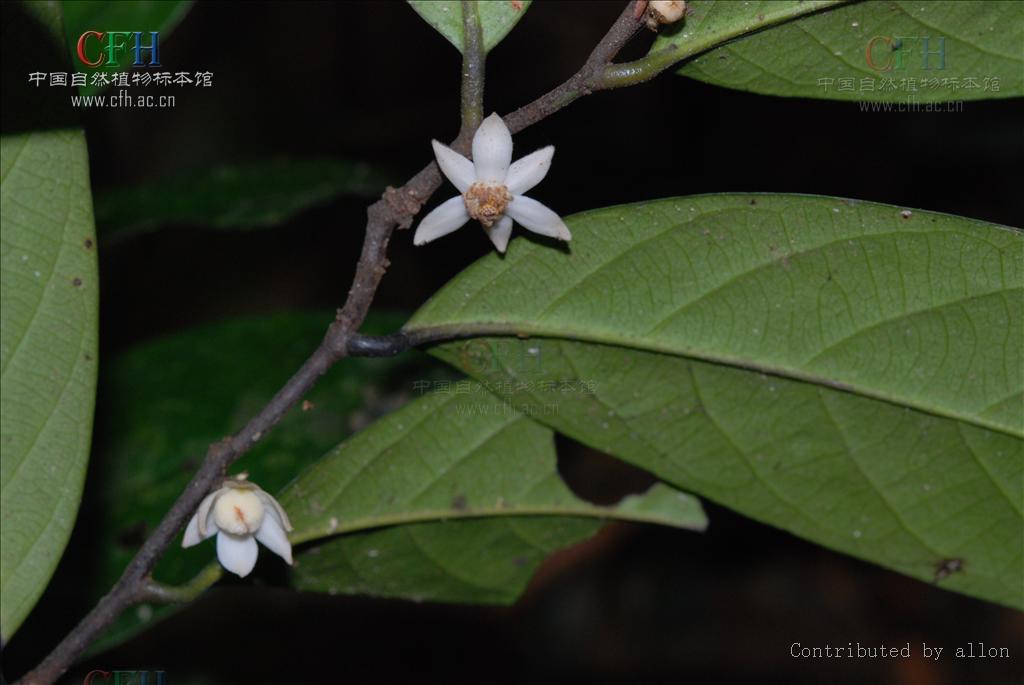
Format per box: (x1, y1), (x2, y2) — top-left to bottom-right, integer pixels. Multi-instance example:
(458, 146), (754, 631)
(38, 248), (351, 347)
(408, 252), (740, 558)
(182, 478), (293, 577)
(414, 112), (571, 253)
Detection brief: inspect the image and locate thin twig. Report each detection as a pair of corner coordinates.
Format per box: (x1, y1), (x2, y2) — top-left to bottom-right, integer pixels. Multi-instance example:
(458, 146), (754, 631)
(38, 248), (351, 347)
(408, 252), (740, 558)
(504, 3), (643, 134)
(135, 565), (223, 605)
(16, 4), (647, 684)
(460, 0), (485, 129)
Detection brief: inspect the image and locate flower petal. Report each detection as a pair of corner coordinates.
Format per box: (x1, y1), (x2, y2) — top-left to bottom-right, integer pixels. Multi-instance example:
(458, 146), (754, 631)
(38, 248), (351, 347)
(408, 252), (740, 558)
(255, 514), (293, 565)
(256, 490), (293, 532)
(182, 509), (218, 548)
(196, 488), (225, 537)
(506, 195), (571, 241)
(432, 140), (475, 193)
(485, 215), (514, 253)
(216, 532), (259, 577)
(414, 196), (470, 246)
(182, 512), (209, 548)
(505, 146), (554, 195)
(472, 113), (513, 183)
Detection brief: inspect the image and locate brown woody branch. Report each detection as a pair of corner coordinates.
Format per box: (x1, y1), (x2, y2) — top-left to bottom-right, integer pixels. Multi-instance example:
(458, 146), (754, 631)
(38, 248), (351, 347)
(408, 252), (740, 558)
(16, 4), (647, 684)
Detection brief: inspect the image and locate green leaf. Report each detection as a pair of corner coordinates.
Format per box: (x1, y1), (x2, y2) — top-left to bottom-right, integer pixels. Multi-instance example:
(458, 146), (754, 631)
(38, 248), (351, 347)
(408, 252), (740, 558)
(1, 130), (99, 640)
(61, 1), (194, 96)
(408, 0), (532, 53)
(94, 159), (389, 241)
(283, 389), (706, 603)
(88, 315), (702, 649)
(86, 312), (428, 651)
(408, 194), (1024, 608)
(652, 1), (1024, 101)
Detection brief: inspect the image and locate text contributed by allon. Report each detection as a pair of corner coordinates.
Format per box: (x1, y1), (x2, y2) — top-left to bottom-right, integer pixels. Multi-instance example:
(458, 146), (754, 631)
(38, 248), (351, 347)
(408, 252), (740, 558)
(790, 642), (1010, 661)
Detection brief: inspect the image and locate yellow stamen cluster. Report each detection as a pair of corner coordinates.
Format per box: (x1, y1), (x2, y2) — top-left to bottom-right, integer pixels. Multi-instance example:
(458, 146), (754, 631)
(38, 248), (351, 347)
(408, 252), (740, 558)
(463, 182), (512, 228)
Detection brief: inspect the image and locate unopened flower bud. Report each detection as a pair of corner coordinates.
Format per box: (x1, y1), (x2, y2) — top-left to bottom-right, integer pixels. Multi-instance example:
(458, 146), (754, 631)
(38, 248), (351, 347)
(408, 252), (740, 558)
(212, 487), (266, 535)
(647, 1), (686, 30)
(182, 477), (294, 577)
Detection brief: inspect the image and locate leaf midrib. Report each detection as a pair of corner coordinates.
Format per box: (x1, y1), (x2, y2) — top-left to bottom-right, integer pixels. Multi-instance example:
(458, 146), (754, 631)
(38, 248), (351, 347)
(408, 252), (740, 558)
(291, 501), (703, 547)
(475, 343), (1021, 606)
(290, 405), (706, 545)
(410, 194), (1020, 438)
(666, 0), (853, 66)
(406, 323), (1022, 439)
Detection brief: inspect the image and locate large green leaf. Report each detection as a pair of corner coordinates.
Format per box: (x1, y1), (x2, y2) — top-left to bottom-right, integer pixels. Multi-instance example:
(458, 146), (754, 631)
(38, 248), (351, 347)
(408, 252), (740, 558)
(651, 1), (1024, 101)
(90, 314), (702, 650)
(94, 159), (389, 242)
(284, 390), (706, 603)
(407, 194), (1023, 608)
(408, 0), (532, 53)
(62, 1), (194, 96)
(86, 312), (427, 651)
(1, 130), (99, 640)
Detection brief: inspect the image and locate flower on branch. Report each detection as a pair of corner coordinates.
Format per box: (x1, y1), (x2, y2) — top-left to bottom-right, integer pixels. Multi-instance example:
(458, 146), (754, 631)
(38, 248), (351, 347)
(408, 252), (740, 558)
(414, 112), (571, 253)
(182, 477), (293, 577)
(646, 1), (687, 29)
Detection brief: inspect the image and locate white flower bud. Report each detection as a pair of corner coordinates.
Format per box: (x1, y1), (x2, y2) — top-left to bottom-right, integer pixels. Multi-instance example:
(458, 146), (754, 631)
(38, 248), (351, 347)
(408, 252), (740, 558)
(212, 487), (266, 535)
(182, 477), (293, 577)
(647, 1), (686, 29)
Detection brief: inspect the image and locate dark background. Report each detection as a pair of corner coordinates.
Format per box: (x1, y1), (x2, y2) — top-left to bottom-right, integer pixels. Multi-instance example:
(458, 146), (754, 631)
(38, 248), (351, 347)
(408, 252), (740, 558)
(4, 1), (1023, 683)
